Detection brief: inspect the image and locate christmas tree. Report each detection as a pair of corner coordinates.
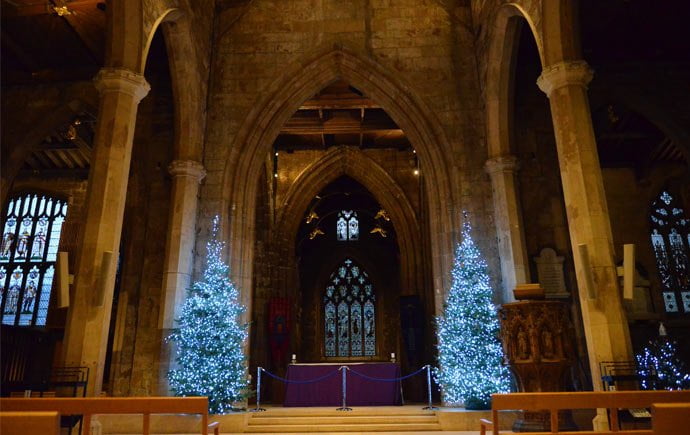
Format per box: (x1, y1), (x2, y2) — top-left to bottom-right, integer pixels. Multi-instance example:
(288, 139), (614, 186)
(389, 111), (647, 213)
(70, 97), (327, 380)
(168, 216), (249, 413)
(435, 214), (510, 409)
(636, 323), (690, 390)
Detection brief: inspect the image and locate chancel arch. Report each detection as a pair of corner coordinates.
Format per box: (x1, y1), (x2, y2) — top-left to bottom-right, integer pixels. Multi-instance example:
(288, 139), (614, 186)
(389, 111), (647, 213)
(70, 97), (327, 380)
(273, 147), (423, 298)
(220, 45), (459, 322)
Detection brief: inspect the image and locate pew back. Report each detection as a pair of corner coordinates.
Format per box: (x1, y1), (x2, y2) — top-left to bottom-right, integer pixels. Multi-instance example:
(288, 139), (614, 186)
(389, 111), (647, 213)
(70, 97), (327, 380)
(0, 411), (60, 435)
(0, 397), (212, 435)
(490, 390), (690, 435)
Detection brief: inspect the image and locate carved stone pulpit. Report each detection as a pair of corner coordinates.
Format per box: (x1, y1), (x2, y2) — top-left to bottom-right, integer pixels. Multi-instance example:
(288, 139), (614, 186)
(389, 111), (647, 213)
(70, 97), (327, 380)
(499, 294), (577, 431)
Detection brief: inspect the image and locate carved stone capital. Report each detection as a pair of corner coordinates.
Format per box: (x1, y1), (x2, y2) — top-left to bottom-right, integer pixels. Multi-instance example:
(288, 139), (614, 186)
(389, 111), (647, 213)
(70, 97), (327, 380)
(94, 68), (150, 102)
(485, 155), (519, 177)
(168, 159), (206, 182)
(536, 61), (593, 97)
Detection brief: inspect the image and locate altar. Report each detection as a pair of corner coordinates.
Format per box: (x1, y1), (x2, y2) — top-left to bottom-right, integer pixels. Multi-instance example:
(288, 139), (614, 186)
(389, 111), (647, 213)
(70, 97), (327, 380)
(283, 362), (402, 407)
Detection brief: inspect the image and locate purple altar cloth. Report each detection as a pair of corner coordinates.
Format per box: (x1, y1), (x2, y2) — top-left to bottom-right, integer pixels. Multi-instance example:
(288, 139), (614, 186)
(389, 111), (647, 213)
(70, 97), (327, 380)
(283, 363), (402, 407)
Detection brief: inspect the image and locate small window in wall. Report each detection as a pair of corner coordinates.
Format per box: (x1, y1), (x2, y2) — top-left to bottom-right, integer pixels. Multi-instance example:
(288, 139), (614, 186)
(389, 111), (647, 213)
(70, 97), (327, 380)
(0, 193), (68, 326)
(650, 190), (690, 313)
(336, 210), (359, 241)
(324, 258), (375, 357)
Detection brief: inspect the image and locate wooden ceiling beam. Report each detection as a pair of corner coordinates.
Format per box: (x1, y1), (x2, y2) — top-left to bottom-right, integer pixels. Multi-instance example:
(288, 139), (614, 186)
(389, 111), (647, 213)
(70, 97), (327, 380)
(42, 150), (64, 168)
(2, 0), (101, 17)
(299, 97), (380, 110)
(61, 9), (105, 64)
(30, 151), (54, 168)
(18, 167), (89, 179)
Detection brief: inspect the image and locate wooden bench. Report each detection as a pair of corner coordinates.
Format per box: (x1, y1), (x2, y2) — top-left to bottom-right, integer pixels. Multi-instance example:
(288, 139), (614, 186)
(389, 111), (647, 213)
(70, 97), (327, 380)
(0, 397), (220, 435)
(487, 390), (690, 434)
(652, 402), (690, 435)
(0, 411), (60, 435)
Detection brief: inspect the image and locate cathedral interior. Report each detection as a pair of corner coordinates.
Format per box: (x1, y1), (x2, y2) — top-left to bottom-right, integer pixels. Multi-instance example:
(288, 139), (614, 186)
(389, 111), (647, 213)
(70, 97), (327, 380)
(1, 0), (689, 408)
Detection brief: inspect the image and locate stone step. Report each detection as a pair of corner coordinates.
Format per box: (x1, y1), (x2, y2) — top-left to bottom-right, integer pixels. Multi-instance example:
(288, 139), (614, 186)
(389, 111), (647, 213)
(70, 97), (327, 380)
(249, 406), (435, 417)
(248, 415), (439, 425)
(244, 422), (443, 432)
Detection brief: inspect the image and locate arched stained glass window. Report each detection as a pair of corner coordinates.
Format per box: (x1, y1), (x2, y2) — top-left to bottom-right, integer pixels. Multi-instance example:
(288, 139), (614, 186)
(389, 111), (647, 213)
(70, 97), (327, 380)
(650, 191), (690, 313)
(336, 210), (359, 241)
(324, 258), (375, 357)
(1, 193), (68, 326)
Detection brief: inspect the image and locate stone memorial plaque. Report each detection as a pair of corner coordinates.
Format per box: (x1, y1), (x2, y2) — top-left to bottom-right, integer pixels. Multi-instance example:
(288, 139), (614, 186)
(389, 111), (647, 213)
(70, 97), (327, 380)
(534, 248), (570, 298)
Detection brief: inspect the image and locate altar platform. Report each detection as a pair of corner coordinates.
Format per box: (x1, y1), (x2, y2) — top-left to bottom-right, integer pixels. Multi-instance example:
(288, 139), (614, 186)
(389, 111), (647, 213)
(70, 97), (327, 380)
(95, 405), (519, 433)
(283, 362), (401, 407)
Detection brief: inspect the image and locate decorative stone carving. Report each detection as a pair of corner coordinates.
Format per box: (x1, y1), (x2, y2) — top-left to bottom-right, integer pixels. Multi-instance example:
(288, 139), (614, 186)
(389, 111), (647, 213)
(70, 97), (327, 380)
(534, 248), (570, 299)
(536, 60), (593, 96)
(94, 67), (150, 102)
(168, 159), (207, 182)
(499, 299), (576, 432)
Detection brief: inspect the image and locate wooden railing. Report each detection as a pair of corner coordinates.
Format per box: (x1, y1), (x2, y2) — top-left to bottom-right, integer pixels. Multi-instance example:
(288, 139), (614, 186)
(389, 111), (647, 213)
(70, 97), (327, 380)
(488, 390), (690, 434)
(0, 411), (60, 435)
(0, 397), (219, 435)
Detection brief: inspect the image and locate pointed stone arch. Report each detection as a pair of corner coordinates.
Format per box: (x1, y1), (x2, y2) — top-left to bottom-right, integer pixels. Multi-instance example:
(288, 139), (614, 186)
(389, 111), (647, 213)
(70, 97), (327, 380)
(220, 45), (458, 316)
(273, 147), (424, 298)
(485, 2), (544, 158)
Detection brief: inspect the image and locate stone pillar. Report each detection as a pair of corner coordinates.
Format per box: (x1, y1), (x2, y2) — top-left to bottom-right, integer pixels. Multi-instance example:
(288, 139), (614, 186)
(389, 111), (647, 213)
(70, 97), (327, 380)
(157, 159), (206, 394)
(485, 155), (530, 303)
(537, 61), (633, 388)
(62, 68), (150, 396)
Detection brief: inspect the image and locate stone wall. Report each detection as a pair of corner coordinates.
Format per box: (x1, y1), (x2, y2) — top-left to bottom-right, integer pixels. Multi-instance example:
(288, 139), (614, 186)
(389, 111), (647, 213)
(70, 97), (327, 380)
(199, 0), (500, 332)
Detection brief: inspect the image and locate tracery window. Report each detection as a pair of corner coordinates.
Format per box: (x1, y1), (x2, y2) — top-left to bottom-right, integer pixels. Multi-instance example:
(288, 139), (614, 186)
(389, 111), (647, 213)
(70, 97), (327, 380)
(1, 193), (68, 326)
(336, 210), (359, 241)
(650, 191), (690, 313)
(324, 258), (375, 357)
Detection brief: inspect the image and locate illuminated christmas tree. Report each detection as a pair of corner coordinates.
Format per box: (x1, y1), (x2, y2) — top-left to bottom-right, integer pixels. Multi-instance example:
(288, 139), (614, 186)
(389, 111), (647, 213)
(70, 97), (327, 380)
(435, 214), (510, 409)
(168, 216), (249, 413)
(636, 323), (690, 390)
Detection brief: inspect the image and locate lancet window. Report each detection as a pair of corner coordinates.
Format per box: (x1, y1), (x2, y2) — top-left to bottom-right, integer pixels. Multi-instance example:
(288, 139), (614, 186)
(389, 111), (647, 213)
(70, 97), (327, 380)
(324, 258), (375, 357)
(1, 193), (68, 326)
(650, 190), (690, 313)
(336, 210), (359, 241)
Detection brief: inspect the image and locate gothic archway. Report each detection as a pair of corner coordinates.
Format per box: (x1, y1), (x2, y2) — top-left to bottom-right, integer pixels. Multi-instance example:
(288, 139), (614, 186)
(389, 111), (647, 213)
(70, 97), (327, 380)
(221, 45), (459, 318)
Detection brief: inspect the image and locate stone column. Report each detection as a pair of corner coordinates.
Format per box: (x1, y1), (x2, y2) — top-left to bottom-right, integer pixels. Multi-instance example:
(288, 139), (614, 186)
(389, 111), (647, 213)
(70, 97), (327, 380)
(157, 160), (206, 394)
(537, 61), (633, 388)
(62, 68), (150, 396)
(485, 155), (530, 303)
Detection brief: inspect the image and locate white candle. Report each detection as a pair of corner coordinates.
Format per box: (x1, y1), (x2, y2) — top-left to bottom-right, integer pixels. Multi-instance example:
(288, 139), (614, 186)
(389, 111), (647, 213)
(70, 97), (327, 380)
(391, 352), (395, 359)
(291, 354), (296, 361)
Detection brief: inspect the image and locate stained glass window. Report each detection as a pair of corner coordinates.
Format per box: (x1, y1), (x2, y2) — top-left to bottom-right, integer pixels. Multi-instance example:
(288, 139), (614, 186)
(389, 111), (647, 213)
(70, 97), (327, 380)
(1, 193), (68, 326)
(324, 258), (375, 357)
(336, 210), (359, 241)
(650, 191), (690, 313)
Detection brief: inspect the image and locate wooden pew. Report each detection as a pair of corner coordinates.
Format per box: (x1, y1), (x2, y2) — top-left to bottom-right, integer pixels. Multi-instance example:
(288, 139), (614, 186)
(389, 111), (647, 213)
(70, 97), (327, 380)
(488, 390), (690, 434)
(0, 397), (219, 435)
(652, 402), (690, 435)
(0, 411), (60, 435)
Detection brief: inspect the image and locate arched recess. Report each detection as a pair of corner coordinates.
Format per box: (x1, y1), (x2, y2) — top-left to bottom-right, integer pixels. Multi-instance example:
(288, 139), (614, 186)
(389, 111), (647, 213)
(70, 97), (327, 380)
(485, 2), (544, 158)
(220, 45), (458, 317)
(145, 9), (206, 161)
(273, 147), (424, 299)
